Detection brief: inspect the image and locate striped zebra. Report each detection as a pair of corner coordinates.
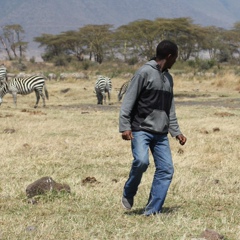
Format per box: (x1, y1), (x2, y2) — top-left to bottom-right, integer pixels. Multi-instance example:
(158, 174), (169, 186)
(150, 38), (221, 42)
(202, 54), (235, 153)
(94, 76), (112, 105)
(0, 75), (48, 108)
(118, 80), (130, 101)
(0, 64), (8, 84)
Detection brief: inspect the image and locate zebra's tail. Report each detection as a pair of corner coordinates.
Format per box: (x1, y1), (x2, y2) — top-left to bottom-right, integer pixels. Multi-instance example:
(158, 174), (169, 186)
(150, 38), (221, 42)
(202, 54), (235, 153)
(44, 83), (49, 100)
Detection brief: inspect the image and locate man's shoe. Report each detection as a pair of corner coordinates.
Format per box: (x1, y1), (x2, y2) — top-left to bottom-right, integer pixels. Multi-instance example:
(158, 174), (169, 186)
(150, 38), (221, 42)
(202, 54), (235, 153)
(142, 211), (161, 216)
(121, 196), (134, 210)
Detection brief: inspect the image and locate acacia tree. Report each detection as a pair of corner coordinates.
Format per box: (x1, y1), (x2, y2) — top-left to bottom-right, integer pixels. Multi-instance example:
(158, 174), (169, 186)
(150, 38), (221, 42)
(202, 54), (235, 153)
(173, 18), (203, 61)
(219, 28), (240, 62)
(35, 24), (113, 64)
(0, 24), (28, 60)
(199, 26), (239, 62)
(227, 22), (240, 61)
(33, 18), (240, 65)
(115, 17), (204, 62)
(199, 26), (226, 60)
(59, 30), (85, 61)
(116, 19), (159, 61)
(34, 33), (67, 61)
(0, 35), (12, 60)
(78, 24), (114, 63)
(35, 31), (85, 62)
(154, 18), (202, 61)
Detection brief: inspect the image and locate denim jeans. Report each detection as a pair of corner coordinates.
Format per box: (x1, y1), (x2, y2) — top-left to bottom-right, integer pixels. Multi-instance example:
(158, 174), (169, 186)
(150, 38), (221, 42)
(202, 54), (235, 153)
(123, 131), (174, 215)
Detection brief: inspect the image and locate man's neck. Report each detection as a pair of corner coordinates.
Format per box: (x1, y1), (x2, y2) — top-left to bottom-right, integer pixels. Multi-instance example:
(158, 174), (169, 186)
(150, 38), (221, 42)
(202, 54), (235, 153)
(156, 59), (167, 72)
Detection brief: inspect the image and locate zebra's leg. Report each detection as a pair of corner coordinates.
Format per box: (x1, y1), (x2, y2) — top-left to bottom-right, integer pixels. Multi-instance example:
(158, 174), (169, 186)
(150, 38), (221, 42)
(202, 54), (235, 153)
(34, 90), (40, 108)
(118, 92), (122, 101)
(107, 91), (111, 105)
(12, 92), (17, 107)
(96, 92), (102, 104)
(102, 92), (106, 105)
(39, 91), (46, 107)
(44, 84), (49, 100)
(118, 87), (125, 101)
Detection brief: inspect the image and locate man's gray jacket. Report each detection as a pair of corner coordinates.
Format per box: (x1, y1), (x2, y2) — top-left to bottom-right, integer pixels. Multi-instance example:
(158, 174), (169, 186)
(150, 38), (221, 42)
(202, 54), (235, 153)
(119, 60), (182, 137)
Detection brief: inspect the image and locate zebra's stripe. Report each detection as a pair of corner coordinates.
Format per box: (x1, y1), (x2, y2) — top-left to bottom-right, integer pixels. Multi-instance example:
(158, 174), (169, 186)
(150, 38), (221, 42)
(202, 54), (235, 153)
(118, 81), (130, 101)
(95, 76), (112, 105)
(0, 75), (48, 108)
(0, 65), (7, 83)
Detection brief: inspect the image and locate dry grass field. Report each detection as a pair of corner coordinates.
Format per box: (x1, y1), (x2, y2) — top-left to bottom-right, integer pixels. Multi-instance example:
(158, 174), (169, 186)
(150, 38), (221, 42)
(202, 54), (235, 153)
(0, 67), (239, 240)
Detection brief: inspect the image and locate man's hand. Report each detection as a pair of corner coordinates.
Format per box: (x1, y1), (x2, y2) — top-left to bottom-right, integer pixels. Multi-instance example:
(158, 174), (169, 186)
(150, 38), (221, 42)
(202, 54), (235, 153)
(122, 130), (134, 140)
(176, 134), (187, 145)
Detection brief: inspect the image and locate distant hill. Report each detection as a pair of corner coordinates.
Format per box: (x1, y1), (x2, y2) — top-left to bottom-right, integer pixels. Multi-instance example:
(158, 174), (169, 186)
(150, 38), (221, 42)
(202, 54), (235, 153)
(0, 0), (240, 59)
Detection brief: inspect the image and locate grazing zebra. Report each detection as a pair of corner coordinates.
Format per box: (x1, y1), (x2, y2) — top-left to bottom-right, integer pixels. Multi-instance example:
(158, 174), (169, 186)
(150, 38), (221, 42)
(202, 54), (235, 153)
(0, 64), (8, 84)
(94, 76), (112, 105)
(118, 80), (130, 101)
(0, 75), (49, 108)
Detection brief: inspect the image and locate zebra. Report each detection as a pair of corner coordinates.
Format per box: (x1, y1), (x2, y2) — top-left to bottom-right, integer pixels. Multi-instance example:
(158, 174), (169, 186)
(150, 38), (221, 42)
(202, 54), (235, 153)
(0, 64), (8, 85)
(0, 75), (49, 108)
(118, 80), (130, 101)
(94, 76), (112, 105)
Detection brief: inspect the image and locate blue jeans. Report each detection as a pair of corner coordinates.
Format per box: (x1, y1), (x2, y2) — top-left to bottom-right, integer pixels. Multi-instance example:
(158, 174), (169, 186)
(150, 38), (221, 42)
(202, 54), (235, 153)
(123, 131), (174, 215)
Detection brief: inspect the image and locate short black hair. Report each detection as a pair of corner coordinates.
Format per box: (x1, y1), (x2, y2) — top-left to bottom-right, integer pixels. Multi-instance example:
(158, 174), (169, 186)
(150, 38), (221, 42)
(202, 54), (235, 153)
(156, 40), (178, 60)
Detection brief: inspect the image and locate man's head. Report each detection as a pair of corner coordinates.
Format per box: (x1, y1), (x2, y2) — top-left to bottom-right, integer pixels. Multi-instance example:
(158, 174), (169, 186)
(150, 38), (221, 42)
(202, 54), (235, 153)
(156, 40), (178, 70)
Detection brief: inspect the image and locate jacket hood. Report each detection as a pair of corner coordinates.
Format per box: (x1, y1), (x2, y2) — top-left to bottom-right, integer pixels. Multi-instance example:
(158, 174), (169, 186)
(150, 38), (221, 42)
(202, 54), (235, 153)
(144, 60), (168, 73)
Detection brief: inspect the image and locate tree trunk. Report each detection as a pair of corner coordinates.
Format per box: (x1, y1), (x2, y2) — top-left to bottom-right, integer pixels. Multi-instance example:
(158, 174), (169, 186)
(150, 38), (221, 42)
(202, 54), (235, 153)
(0, 37), (12, 60)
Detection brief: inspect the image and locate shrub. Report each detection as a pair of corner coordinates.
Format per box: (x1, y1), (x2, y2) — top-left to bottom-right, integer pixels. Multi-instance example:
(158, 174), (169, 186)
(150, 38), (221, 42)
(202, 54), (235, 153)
(29, 56), (35, 63)
(53, 56), (68, 67)
(196, 59), (216, 71)
(234, 68), (240, 76)
(126, 56), (139, 65)
(187, 60), (196, 68)
(82, 60), (91, 70)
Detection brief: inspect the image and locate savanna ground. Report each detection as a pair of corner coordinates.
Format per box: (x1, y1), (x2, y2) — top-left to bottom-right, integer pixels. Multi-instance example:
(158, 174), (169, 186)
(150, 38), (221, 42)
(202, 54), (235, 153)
(0, 62), (240, 240)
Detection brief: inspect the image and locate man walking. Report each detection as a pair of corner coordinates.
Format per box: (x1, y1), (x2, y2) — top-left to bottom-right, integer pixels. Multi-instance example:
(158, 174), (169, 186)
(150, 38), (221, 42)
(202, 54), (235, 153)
(119, 40), (187, 216)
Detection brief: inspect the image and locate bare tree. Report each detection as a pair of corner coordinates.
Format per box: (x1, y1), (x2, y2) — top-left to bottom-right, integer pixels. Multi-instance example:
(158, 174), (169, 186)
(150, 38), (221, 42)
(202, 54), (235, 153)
(0, 24), (28, 60)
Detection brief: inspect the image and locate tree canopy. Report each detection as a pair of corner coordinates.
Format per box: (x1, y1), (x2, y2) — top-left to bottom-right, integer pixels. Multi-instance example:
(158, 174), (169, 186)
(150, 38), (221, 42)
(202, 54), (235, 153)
(1, 18), (240, 64)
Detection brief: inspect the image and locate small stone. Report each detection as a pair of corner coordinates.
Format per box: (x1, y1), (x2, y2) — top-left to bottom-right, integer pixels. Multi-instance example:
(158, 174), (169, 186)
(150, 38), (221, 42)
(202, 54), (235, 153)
(26, 176), (71, 198)
(200, 229), (224, 240)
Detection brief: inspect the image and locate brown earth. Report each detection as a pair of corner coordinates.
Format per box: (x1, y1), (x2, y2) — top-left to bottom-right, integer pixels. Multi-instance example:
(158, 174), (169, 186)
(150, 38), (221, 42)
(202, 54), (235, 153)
(56, 96), (240, 112)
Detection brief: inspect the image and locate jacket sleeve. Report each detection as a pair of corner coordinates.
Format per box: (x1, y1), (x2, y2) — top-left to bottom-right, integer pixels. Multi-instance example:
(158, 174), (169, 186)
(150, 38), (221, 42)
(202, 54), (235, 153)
(168, 96), (182, 137)
(119, 73), (144, 132)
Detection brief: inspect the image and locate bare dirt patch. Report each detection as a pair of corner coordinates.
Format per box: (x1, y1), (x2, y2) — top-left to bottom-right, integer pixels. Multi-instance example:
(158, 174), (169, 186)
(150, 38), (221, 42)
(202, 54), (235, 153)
(56, 96), (240, 112)
(175, 98), (240, 109)
(57, 103), (121, 112)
